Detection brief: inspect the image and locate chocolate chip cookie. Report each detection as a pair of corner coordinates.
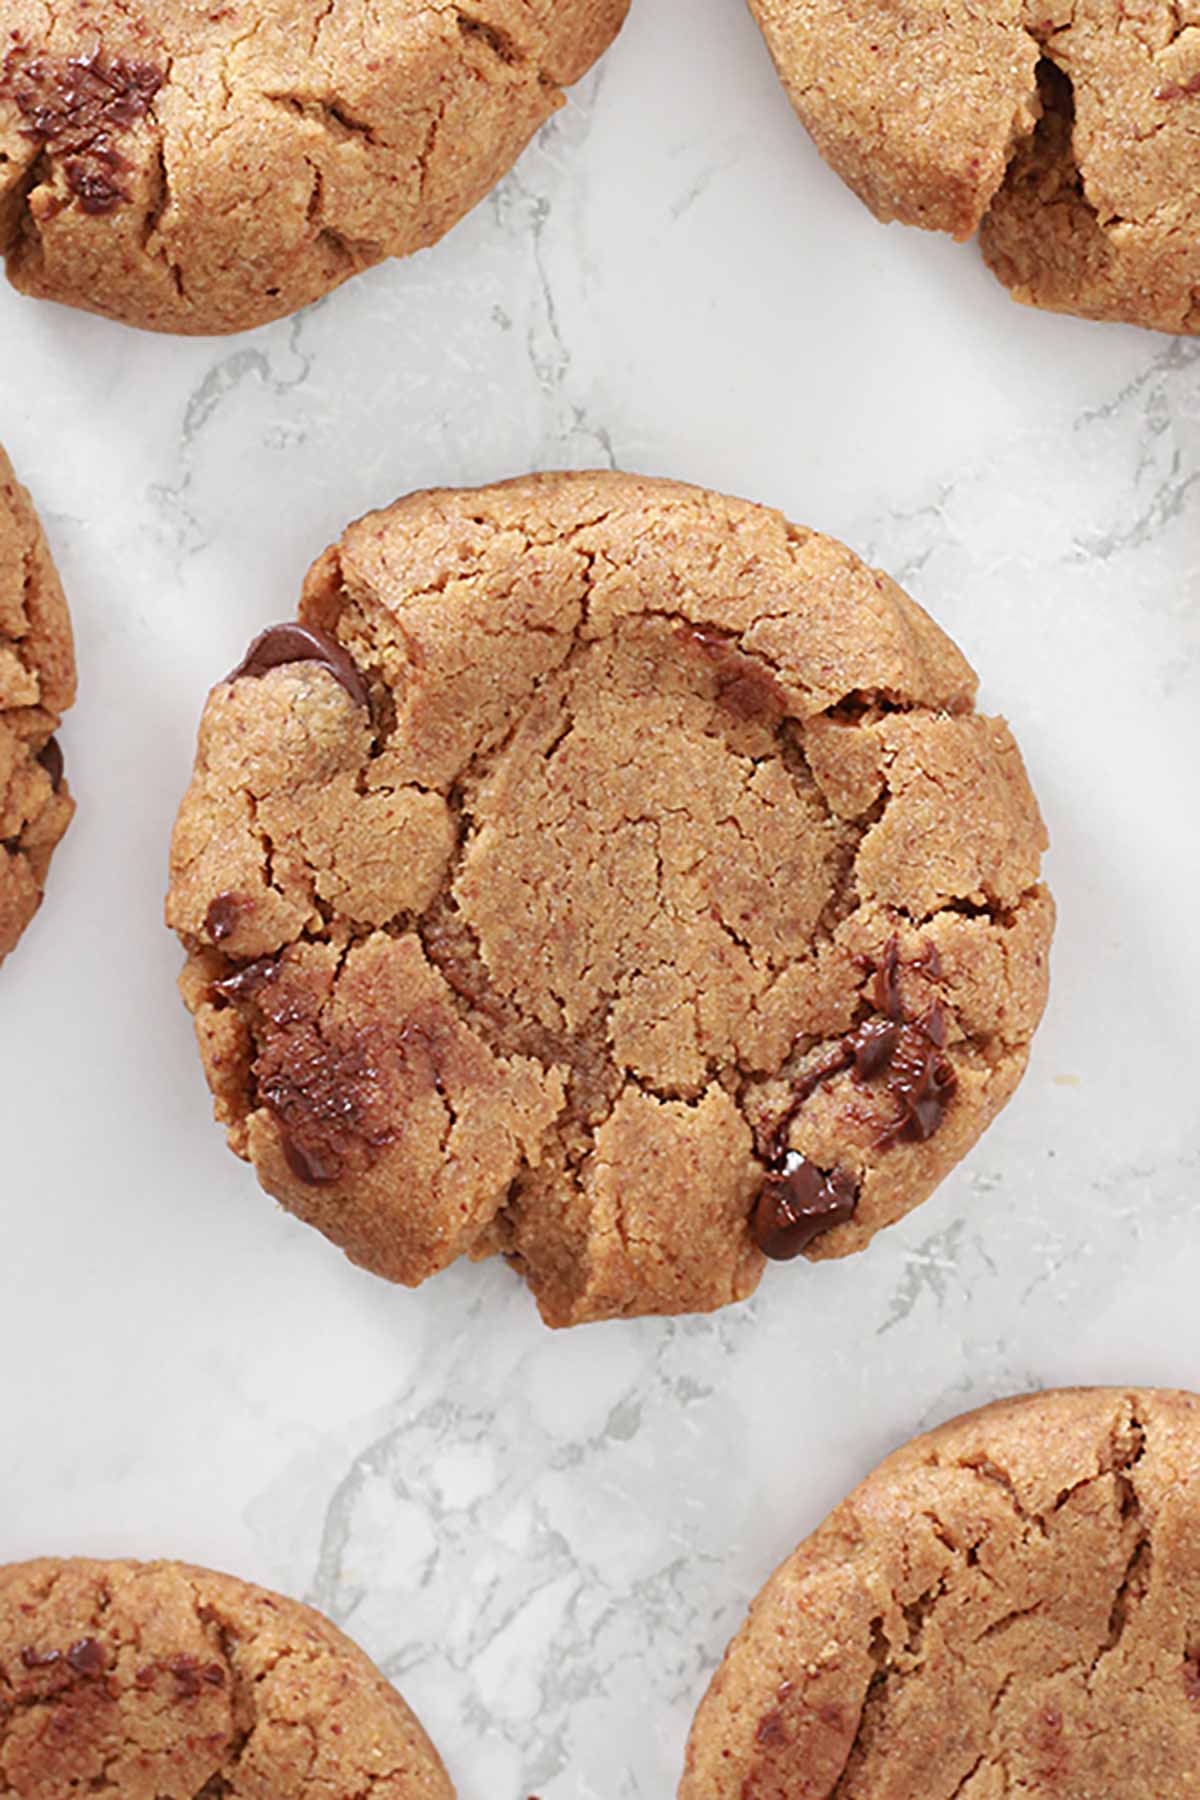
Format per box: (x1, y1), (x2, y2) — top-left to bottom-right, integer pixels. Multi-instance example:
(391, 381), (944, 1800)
(166, 471), (1053, 1326)
(682, 1388), (1200, 1798)
(0, 0), (627, 335)
(750, 1), (1200, 334)
(0, 444), (75, 969)
(0, 1557), (453, 1796)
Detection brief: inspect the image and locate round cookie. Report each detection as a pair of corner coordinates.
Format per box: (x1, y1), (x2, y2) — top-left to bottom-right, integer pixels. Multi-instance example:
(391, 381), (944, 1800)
(681, 1387), (1200, 1798)
(0, 0), (628, 335)
(749, 1), (1200, 334)
(0, 444), (75, 968)
(0, 1557), (452, 1797)
(166, 471), (1053, 1327)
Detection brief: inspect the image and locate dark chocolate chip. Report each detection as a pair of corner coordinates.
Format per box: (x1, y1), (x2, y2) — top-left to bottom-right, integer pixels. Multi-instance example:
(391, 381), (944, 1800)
(36, 736), (64, 791)
(20, 1645), (62, 1670)
(754, 1710), (788, 1747)
(227, 623), (369, 711)
(751, 1158), (859, 1260)
(204, 893), (243, 944)
(873, 934), (904, 1021)
(211, 955), (278, 1005)
(278, 1128), (344, 1187)
(167, 1654), (226, 1698)
(64, 147), (129, 214)
(66, 1638), (106, 1677)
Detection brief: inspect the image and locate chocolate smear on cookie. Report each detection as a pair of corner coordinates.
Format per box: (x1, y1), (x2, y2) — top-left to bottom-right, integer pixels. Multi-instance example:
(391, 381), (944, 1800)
(679, 623), (787, 724)
(228, 623), (370, 711)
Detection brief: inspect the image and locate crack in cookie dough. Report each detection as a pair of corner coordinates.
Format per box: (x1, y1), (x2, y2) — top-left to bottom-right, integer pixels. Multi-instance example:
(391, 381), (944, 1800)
(749, 0), (1200, 333)
(166, 471), (1053, 1326)
(0, 444), (75, 970)
(0, 1558), (453, 1798)
(681, 1388), (1200, 1799)
(0, 0), (628, 334)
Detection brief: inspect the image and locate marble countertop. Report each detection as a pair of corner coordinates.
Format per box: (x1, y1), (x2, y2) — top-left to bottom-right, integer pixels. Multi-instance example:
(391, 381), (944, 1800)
(1, 1), (1198, 1794)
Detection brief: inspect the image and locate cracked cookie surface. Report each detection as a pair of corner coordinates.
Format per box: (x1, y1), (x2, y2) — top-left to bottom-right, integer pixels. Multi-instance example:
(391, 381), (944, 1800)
(0, 444), (75, 969)
(0, 0), (627, 335)
(166, 471), (1053, 1327)
(749, 0), (1200, 334)
(0, 1557), (453, 1797)
(681, 1388), (1200, 1798)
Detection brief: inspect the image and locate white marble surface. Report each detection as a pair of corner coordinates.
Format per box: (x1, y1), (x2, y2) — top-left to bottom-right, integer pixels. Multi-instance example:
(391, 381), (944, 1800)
(1, 1), (1199, 1794)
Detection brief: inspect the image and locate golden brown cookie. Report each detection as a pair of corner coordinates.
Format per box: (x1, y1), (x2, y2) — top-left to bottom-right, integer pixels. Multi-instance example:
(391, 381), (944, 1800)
(0, 444), (75, 968)
(0, 0), (628, 336)
(0, 1557), (453, 1798)
(748, 1), (1200, 334)
(681, 1388), (1200, 1798)
(166, 471), (1053, 1327)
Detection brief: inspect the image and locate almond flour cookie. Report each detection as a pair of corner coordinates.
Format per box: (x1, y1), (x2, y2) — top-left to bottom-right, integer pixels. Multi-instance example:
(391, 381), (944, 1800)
(681, 1388), (1200, 1798)
(749, 1), (1200, 334)
(0, 1557), (453, 1797)
(0, 1), (627, 336)
(0, 444), (75, 968)
(166, 471), (1053, 1327)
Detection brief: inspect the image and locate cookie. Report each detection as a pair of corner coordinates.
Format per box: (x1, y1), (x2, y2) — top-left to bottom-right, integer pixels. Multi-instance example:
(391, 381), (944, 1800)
(0, 1), (628, 336)
(748, 1), (1200, 334)
(0, 1557), (452, 1797)
(0, 444), (75, 968)
(681, 1387), (1200, 1798)
(166, 471), (1053, 1327)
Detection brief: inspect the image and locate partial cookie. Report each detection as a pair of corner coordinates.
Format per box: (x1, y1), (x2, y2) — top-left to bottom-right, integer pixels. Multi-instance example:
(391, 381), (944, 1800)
(166, 471), (1053, 1327)
(749, 1), (1200, 334)
(0, 0), (628, 335)
(0, 1557), (453, 1797)
(0, 444), (75, 967)
(681, 1388), (1200, 1797)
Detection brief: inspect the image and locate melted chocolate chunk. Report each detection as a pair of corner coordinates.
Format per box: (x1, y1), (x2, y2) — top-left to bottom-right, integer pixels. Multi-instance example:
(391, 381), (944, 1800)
(227, 623), (369, 712)
(752, 1159), (859, 1259)
(278, 1129), (345, 1187)
(19, 1645), (62, 1670)
(873, 934), (904, 1020)
(851, 1019), (899, 1081)
(64, 147), (128, 214)
(204, 893), (243, 944)
(2, 46), (164, 216)
(876, 1018), (956, 1146)
(752, 940), (956, 1249)
(66, 1637), (106, 1677)
(36, 736), (64, 791)
(211, 955), (279, 1005)
(1184, 1651), (1200, 1702)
